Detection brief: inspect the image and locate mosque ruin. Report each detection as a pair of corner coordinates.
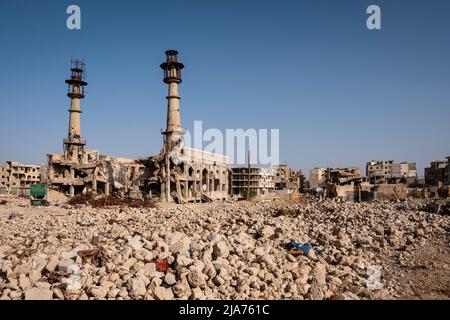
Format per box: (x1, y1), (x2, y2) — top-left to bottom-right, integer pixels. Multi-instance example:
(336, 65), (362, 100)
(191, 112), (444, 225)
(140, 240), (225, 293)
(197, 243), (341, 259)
(43, 51), (230, 203)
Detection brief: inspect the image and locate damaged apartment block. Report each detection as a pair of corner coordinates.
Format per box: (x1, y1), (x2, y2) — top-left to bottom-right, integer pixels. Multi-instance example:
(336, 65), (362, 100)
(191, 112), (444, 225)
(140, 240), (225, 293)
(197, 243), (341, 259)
(366, 160), (417, 185)
(309, 166), (409, 202)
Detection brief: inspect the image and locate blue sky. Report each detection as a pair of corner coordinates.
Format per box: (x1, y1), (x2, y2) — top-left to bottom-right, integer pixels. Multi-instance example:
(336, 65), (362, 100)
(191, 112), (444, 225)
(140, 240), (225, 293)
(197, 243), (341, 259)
(0, 0), (449, 177)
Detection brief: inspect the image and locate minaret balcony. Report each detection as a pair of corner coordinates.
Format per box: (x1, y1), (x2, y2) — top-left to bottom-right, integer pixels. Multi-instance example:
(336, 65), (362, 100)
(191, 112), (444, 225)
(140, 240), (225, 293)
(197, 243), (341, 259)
(64, 137), (86, 145)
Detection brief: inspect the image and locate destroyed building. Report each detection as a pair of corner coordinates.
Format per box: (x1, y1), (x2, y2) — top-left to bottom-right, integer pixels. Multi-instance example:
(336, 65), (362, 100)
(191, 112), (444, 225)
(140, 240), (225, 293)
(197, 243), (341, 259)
(309, 166), (409, 202)
(309, 167), (327, 190)
(308, 167), (372, 202)
(273, 164), (304, 194)
(326, 167), (366, 186)
(366, 160), (417, 185)
(425, 157), (450, 187)
(231, 164), (304, 198)
(308, 167), (366, 190)
(447, 157), (450, 186)
(0, 161), (41, 195)
(44, 52), (230, 203)
(148, 147), (230, 203)
(0, 164), (6, 193)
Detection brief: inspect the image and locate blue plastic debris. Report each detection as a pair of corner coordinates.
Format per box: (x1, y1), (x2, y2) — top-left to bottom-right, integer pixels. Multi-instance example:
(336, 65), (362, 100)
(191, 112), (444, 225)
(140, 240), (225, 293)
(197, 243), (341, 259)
(285, 240), (313, 256)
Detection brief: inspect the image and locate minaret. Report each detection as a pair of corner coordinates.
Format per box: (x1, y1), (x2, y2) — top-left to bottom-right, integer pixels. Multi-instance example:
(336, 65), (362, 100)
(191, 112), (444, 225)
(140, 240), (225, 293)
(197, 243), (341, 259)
(160, 50), (184, 151)
(160, 50), (185, 202)
(63, 59), (87, 163)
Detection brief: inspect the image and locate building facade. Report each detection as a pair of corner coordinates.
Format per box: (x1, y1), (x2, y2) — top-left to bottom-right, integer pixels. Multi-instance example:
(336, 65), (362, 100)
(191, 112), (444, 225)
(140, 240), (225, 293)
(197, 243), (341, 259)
(231, 167), (275, 197)
(424, 159), (449, 186)
(0, 164), (7, 194)
(273, 164), (303, 194)
(366, 160), (394, 184)
(445, 157), (450, 185)
(0, 162), (41, 195)
(366, 160), (417, 184)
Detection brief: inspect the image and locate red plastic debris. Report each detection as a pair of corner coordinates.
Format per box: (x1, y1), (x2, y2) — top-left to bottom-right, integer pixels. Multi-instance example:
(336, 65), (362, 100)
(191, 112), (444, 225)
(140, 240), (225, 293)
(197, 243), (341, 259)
(155, 258), (169, 272)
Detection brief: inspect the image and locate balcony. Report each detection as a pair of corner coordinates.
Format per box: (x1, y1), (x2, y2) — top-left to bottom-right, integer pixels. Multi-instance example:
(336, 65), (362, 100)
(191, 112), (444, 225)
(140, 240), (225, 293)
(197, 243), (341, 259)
(64, 137), (86, 145)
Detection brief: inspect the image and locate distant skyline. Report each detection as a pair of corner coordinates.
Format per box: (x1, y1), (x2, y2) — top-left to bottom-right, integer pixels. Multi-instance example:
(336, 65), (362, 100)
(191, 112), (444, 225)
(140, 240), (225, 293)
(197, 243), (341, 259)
(0, 0), (449, 177)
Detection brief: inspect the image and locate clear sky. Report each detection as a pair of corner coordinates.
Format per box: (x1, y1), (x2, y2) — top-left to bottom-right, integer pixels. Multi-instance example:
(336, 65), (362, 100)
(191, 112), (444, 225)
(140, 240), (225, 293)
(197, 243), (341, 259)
(0, 0), (449, 177)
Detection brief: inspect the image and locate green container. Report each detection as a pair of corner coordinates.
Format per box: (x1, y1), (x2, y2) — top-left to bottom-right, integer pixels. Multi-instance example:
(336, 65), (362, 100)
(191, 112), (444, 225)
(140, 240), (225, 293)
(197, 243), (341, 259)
(30, 184), (46, 197)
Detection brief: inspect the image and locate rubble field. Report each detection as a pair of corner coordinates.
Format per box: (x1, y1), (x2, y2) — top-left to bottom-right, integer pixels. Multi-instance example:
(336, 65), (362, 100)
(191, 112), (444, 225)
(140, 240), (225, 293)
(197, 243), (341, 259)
(0, 196), (449, 300)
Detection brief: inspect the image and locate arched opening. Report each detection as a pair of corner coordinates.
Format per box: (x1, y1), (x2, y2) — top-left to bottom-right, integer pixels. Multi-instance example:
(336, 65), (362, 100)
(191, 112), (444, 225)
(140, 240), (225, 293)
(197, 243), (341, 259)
(202, 168), (208, 193)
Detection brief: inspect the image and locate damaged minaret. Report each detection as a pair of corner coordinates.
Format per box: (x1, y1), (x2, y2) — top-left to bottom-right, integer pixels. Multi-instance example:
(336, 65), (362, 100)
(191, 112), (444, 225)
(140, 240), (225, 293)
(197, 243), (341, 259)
(161, 50), (184, 150)
(160, 50), (185, 202)
(45, 60), (110, 197)
(64, 59), (88, 163)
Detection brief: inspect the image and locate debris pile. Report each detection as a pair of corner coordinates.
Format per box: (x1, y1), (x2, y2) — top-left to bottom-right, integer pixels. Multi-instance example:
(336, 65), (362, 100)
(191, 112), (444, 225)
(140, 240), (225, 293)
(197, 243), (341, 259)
(0, 198), (449, 300)
(68, 192), (156, 208)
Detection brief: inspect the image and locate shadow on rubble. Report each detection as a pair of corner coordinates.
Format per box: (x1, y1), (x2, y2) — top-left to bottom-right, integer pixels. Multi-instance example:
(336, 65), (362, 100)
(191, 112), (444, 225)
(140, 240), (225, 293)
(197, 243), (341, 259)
(420, 201), (450, 216)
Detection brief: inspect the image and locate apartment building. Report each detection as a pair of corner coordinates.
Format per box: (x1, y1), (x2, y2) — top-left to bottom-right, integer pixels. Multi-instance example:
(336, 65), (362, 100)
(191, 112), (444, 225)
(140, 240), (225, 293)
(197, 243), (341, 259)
(0, 161), (41, 195)
(231, 167), (275, 197)
(366, 160), (417, 184)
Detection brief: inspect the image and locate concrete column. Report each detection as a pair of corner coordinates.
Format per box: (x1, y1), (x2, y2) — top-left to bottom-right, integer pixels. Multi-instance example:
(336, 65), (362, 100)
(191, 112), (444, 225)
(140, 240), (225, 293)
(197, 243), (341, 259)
(166, 82), (181, 134)
(160, 182), (166, 202)
(196, 176), (200, 192)
(68, 91), (82, 139)
(225, 171), (229, 197)
(92, 167), (98, 192)
(165, 155), (170, 202)
(176, 179), (182, 201)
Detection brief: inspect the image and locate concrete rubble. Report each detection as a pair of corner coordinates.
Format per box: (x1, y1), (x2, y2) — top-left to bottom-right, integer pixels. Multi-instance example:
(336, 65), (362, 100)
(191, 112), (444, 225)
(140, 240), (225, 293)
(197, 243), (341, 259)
(0, 197), (448, 300)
